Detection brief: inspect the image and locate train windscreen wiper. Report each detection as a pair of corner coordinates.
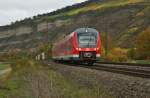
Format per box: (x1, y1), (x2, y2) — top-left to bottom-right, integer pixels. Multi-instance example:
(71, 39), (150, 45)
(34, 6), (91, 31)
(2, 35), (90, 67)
(87, 33), (92, 48)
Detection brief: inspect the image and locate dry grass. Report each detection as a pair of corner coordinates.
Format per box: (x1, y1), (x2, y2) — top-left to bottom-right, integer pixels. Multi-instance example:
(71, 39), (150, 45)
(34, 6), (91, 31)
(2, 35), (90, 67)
(46, 0), (144, 20)
(66, 0), (144, 16)
(0, 59), (113, 98)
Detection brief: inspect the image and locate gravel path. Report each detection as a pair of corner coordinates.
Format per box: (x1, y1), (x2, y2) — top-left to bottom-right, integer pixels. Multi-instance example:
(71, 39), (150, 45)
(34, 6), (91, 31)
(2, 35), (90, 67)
(48, 62), (150, 98)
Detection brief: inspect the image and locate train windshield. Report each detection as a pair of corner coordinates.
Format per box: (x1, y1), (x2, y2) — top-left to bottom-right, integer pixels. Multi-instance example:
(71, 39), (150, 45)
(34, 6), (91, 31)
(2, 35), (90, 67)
(77, 32), (98, 48)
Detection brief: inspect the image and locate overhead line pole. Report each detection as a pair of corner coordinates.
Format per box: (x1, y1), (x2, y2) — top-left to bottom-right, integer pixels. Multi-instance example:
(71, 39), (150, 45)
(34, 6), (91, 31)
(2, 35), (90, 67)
(103, 12), (108, 57)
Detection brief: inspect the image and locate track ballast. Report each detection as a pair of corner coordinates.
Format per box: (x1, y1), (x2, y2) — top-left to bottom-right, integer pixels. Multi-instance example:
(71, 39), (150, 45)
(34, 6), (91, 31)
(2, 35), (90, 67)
(48, 61), (150, 78)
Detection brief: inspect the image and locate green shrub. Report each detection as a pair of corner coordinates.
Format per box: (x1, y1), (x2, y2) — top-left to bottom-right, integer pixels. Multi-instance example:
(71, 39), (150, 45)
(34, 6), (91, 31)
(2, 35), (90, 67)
(127, 48), (137, 59)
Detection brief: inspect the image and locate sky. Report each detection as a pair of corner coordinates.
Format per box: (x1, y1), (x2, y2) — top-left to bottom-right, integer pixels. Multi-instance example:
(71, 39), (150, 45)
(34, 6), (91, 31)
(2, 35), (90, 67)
(0, 0), (86, 26)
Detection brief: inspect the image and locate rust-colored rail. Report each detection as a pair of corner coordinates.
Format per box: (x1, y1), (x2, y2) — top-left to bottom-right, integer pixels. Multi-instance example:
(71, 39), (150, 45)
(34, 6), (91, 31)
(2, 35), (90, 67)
(48, 61), (150, 78)
(96, 61), (150, 67)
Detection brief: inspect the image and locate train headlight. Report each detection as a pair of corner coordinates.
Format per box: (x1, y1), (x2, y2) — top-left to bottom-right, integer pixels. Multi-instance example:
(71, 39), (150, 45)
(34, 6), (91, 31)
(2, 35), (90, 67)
(76, 48), (81, 51)
(79, 48), (81, 51)
(76, 48), (79, 50)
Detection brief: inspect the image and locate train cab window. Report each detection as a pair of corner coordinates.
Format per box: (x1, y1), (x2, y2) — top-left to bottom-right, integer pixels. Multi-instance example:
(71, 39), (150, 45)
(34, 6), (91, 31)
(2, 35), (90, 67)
(78, 35), (96, 44)
(76, 28), (99, 48)
(77, 33), (97, 48)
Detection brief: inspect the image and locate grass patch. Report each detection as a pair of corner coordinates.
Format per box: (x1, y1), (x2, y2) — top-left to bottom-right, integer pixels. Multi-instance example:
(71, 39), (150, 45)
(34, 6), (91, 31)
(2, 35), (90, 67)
(49, 70), (113, 98)
(134, 60), (150, 64)
(0, 68), (33, 98)
(0, 64), (10, 70)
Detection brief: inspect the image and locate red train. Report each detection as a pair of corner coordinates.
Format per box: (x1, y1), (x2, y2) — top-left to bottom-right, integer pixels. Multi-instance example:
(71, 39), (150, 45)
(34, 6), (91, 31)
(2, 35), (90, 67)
(52, 28), (101, 65)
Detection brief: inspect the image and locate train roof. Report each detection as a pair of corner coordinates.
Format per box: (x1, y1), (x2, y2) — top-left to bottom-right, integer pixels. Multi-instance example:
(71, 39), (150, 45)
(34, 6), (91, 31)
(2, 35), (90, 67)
(53, 28), (99, 46)
(74, 28), (98, 33)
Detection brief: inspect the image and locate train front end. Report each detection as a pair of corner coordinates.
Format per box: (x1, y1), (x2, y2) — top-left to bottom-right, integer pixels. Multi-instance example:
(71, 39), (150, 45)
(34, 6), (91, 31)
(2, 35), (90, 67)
(73, 28), (101, 64)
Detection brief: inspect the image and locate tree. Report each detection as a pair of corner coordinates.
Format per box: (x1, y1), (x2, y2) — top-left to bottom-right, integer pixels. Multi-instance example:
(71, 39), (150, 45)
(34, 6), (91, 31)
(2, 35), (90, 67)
(106, 47), (128, 62)
(136, 27), (150, 59)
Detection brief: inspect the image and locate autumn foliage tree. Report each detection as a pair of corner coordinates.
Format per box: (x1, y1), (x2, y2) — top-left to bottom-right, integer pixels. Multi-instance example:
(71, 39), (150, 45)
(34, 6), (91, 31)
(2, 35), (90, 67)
(106, 47), (128, 62)
(136, 27), (150, 59)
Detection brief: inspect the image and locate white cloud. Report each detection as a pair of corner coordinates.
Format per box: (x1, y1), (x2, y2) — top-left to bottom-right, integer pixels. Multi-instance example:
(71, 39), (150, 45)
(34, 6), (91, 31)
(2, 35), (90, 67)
(72, 0), (86, 3)
(0, 0), (87, 26)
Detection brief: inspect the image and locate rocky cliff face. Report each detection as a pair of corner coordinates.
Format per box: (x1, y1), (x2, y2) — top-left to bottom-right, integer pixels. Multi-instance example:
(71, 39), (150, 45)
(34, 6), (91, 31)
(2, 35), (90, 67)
(0, 19), (69, 52)
(0, 23), (46, 52)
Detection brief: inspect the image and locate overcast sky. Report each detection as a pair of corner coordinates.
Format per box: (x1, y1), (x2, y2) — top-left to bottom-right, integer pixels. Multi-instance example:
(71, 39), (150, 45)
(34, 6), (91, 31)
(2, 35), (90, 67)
(0, 0), (86, 26)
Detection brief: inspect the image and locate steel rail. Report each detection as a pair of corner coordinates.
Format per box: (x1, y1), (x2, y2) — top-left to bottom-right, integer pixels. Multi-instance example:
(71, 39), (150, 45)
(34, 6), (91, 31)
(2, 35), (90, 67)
(92, 64), (150, 78)
(74, 64), (150, 78)
(96, 61), (150, 67)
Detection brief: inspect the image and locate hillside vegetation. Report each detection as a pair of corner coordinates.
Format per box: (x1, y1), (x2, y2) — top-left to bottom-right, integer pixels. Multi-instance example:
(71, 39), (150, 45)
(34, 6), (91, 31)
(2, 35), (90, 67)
(0, 0), (150, 60)
(47, 0), (144, 17)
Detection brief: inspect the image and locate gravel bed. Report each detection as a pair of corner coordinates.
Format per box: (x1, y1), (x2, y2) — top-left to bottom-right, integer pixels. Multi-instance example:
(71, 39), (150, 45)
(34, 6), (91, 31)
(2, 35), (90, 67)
(48, 62), (150, 98)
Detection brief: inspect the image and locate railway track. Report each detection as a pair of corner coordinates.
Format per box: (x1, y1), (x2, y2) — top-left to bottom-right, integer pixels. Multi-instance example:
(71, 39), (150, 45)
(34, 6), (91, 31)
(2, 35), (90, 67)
(85, 62), (150, 78)
(93, 63), (150, 78)
(48, 61), (150, 79)
(97, 61), (150, 67)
